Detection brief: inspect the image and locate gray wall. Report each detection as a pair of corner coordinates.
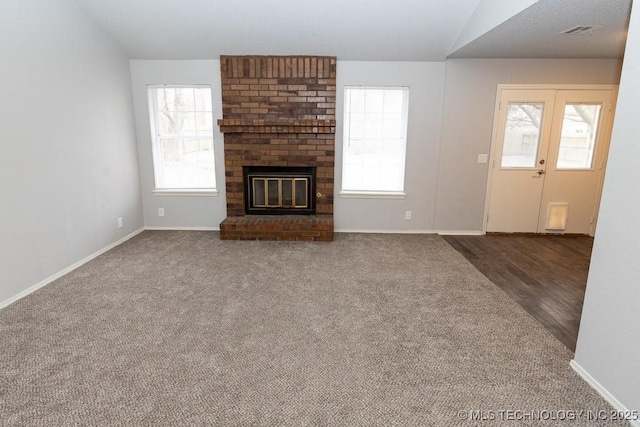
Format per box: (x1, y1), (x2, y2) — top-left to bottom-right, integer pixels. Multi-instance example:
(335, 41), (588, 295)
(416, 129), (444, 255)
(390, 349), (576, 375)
(129, 60), (447, 232)
(0, 0), (142, 304)
(129, 59), (622, 234)
(334, 61), (446, 232)
(129, 60), (226, 229)
(435, 58), (622, 232)
(574, 1), (640, 411)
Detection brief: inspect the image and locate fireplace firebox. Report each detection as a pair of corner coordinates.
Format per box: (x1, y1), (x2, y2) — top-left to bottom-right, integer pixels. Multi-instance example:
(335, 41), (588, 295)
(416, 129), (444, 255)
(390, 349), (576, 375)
(244, 166), (316, 215)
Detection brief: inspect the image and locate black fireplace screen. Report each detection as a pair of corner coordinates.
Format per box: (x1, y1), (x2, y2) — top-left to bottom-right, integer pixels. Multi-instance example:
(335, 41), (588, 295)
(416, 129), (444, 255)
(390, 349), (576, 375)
(244, 166), (316, 215)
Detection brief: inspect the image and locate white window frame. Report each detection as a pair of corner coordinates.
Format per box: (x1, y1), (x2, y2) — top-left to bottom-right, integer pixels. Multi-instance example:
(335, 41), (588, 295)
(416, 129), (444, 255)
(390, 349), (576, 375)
(340, 86), (409, 199)
(147, 85), (218, 197)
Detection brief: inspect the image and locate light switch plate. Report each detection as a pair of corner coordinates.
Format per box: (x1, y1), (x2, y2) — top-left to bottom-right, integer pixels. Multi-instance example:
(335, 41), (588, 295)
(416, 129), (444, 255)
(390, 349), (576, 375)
(477, 154), (489, 164)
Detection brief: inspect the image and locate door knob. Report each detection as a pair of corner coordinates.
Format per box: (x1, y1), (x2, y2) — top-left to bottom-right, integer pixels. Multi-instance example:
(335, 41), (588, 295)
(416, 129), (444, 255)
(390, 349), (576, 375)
(537, 169), (546, 175)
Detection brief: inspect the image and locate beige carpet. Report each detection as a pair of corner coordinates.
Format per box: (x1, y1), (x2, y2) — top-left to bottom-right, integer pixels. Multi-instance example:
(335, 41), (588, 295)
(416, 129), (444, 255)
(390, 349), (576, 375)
(0, 231), (628, 426)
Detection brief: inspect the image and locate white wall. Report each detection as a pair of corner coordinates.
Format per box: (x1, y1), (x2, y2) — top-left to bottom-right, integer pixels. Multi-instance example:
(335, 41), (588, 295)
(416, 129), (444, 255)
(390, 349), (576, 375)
(129, 60), (226, 229)
(435, 58), (622, 232)
(335, 61), (446, 232)
(574, 1), (640, 413)
(0, 0), (142, 304)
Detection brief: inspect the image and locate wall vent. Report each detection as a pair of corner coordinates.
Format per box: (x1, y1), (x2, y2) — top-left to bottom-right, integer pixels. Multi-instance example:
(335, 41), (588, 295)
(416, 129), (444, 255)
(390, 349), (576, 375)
(560, 25), (602, 35)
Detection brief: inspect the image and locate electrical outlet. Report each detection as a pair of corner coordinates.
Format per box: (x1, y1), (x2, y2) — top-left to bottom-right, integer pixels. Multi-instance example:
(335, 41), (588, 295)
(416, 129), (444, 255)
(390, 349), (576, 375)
(158, 208), (165, 217)
(117, 217), (123, 228)
(405, 210), (412, 220)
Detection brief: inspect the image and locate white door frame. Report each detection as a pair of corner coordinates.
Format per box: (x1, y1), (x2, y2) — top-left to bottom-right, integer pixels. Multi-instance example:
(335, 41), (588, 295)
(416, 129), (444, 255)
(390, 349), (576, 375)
(482, 84), (618, 235)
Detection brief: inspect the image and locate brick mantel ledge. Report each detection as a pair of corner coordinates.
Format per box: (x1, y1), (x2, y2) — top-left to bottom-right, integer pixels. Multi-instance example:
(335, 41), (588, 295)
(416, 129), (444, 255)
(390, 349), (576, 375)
(218, 118), (336, 134)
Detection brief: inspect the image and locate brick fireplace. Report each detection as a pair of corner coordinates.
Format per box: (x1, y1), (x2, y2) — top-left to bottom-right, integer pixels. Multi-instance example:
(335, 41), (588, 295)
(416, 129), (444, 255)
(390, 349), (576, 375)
(218, 56), (336, 241)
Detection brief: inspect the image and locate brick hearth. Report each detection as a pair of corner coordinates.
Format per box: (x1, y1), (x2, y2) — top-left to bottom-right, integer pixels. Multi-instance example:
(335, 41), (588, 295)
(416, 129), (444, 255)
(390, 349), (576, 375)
(220, 216), (333, 241)
(218, 56), (336, 241)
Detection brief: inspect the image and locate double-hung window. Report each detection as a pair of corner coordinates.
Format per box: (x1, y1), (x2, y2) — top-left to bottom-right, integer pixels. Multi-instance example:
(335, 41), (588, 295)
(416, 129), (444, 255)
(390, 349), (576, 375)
(341, 86), (409, 197)
(148, 85), (217, 194)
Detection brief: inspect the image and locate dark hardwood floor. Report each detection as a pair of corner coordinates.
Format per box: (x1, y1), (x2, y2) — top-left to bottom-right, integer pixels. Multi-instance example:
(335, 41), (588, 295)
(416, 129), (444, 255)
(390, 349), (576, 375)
(442, 234), (593, 352)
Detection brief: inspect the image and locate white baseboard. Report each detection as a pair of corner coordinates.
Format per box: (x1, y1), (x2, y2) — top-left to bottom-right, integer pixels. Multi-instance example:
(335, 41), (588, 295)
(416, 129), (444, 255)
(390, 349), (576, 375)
(335, 229), (437, 234)
(144, 226), (220, 231)
(0, 227), (145, 310)
(437, 230), (484, 236)
(146, 227), (483, 235)
(570, 360), (640, 427)
(334, 229), (484, 236)
(145, 227), (479, 235)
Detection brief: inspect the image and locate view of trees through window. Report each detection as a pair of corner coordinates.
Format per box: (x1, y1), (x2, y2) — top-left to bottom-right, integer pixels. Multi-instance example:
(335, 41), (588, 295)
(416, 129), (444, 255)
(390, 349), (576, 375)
(149, 86), (216, 190)
(502, 103), (544, 168)
(557, 104), (601, 169)
(502, 102), (601, 169)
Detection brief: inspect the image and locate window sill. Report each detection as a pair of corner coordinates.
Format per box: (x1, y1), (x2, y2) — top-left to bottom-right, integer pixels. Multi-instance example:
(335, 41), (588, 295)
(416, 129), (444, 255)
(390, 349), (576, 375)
(153, 189), (219, 197)
(339, 191), (407, 200)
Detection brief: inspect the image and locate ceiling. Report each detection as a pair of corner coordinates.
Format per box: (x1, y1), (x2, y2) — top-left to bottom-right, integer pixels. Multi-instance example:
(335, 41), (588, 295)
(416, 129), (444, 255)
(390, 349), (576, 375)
(71, 0), (632, 61)
(449, 0), (632, 58)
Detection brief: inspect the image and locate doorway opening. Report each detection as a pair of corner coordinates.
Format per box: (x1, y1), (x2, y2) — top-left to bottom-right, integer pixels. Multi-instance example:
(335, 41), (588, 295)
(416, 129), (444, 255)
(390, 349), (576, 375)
(485, 85), (617, 236)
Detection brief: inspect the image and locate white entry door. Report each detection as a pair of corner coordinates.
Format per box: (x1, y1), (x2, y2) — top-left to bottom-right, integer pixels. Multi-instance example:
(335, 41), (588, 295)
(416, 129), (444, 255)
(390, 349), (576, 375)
(486, 86), (616, 235)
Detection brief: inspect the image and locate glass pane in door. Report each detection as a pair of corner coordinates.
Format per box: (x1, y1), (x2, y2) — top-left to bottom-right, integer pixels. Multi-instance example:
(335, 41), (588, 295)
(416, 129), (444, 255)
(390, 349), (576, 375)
(556, 104), (601, 169)
(501, 103), (544, 168)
